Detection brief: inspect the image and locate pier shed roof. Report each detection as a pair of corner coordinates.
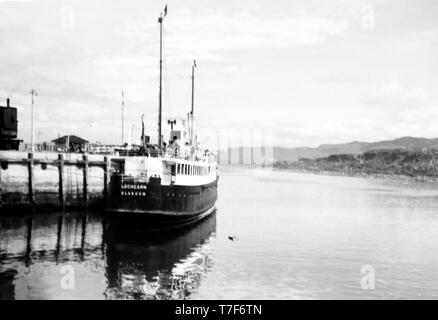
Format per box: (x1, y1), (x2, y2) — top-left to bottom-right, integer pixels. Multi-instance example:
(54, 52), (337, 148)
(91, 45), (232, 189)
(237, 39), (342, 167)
(52, 135), (89, 145)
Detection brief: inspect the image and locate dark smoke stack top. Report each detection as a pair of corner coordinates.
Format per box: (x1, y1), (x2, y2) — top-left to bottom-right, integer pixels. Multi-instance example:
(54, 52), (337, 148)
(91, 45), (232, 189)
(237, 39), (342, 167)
(6, 98), (10, 108)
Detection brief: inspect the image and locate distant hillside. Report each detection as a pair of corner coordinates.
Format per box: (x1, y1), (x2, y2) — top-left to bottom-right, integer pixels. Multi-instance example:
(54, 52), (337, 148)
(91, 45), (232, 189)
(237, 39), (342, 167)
(287, 136), (438, 161)
(274, 149), (438, 180)
(218, 136), (438, 163)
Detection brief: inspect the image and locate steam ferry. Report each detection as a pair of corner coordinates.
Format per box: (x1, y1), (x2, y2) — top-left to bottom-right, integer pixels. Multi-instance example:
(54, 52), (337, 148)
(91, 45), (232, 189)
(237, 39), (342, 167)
(107, 5), (218, 224)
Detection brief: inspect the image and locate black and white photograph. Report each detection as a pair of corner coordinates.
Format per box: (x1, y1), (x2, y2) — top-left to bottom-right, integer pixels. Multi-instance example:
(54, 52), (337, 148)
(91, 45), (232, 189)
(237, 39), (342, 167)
(1, 0), (438, 306)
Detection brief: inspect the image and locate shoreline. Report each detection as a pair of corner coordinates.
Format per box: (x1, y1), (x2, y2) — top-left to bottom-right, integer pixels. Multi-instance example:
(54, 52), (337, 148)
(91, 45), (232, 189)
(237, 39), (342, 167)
(219, 164), (438, 183)
(271, 167), (438, 183)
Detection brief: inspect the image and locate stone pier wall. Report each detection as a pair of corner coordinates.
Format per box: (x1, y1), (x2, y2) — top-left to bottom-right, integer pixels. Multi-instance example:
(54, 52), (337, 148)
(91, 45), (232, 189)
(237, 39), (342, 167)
(0, 151), (110, 212)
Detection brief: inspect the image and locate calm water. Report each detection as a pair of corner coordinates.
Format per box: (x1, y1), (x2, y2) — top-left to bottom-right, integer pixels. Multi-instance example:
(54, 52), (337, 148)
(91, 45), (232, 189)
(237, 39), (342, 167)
(1, 167), (438, 299)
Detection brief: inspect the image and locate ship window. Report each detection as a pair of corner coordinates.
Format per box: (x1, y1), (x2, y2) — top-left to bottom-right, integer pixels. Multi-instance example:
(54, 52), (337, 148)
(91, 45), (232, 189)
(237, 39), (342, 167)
(177, 164), (180, 174)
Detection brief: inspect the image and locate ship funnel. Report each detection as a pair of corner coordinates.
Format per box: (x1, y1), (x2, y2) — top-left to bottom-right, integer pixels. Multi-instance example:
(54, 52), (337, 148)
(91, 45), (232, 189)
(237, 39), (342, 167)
(6, 98), (10, 108)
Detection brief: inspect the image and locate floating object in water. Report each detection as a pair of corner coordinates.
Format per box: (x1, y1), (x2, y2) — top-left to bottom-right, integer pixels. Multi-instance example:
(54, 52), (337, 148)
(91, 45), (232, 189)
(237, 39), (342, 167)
(228, 236), (238, 241)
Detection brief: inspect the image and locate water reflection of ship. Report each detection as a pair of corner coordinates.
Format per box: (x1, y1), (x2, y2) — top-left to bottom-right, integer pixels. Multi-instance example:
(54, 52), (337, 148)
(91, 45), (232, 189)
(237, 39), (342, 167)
(103, 212), (216, 300)
(0, 211), (216, 300)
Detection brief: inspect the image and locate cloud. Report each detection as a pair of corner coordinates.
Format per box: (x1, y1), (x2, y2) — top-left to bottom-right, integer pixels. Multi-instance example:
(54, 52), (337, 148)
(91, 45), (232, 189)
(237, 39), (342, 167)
(362, 80), (429, 110)
(117, 8), (350, 64)
(1, 1), (437, 147)
(171, 10), (349, 49)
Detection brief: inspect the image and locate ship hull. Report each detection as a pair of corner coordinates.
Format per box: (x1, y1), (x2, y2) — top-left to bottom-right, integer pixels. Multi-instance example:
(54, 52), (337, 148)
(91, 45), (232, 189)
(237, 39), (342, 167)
(107, 175), (218, 224)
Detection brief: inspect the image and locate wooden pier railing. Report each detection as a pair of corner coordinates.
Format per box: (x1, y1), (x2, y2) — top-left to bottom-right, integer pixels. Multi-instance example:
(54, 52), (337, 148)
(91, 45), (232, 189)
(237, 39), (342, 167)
(0, 151), (110, 213)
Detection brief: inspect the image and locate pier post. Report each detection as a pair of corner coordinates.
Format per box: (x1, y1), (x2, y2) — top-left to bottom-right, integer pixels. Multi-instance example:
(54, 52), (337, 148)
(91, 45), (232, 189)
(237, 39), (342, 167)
(58, 154), (64, 205)
(83, 155), (88, 204)
(27, 153), (34, 205)
(103, 156), (109, 207)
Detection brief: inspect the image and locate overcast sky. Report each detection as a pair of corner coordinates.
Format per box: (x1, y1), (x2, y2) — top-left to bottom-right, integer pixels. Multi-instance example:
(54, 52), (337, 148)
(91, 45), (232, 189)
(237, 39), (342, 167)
(0, 0), (437, 148)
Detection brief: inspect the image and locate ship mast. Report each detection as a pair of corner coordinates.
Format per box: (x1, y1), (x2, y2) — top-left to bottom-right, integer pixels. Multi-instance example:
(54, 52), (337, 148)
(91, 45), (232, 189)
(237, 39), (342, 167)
(191, 60), (196, 117)
(191, 59), (196, 146)
(121, 89), (125, 145)
(157, 5), (167, 150)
